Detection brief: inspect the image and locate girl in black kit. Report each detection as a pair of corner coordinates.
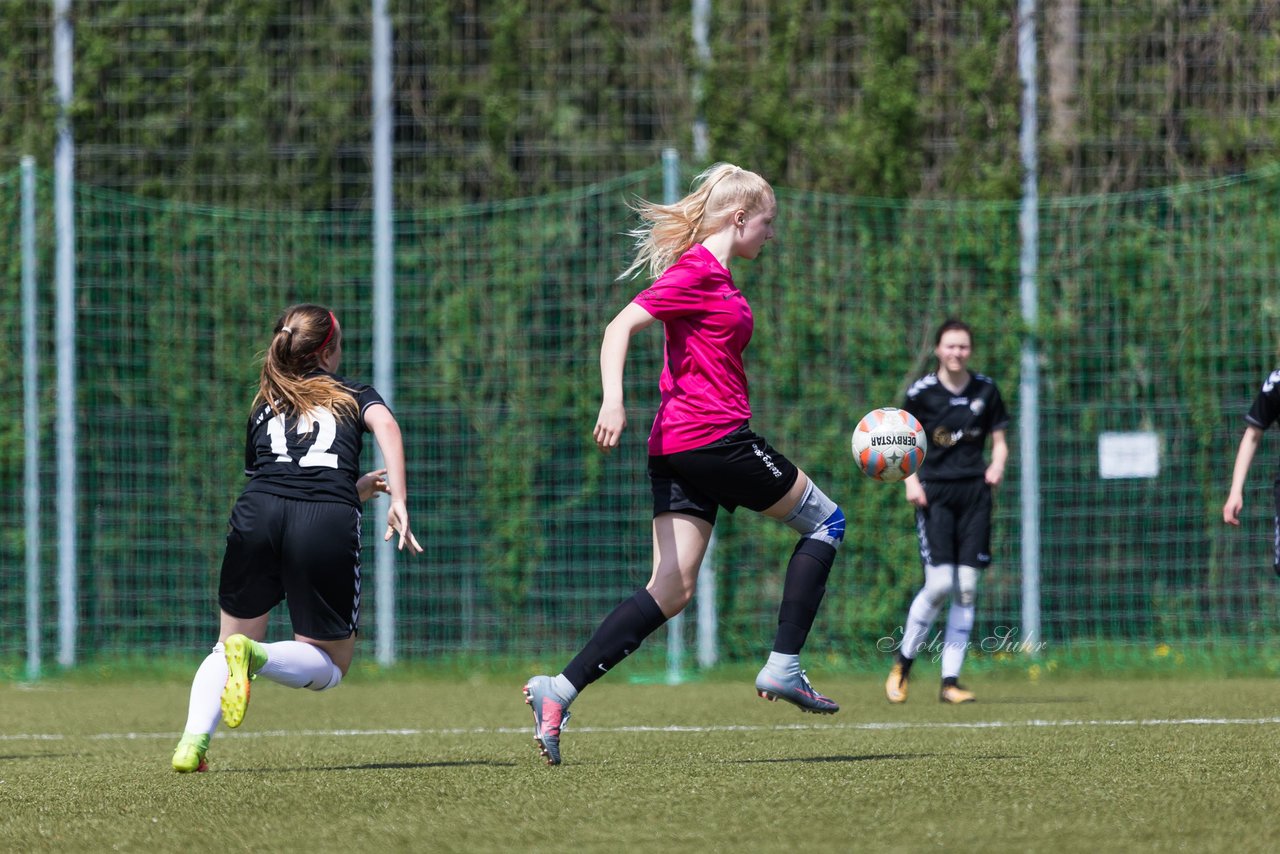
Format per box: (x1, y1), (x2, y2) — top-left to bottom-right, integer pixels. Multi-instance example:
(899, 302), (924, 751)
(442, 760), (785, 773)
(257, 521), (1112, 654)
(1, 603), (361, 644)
(171, 303), (422, 773)
(1223, 367), (1280, 565)
(884, 319), (1008, 704)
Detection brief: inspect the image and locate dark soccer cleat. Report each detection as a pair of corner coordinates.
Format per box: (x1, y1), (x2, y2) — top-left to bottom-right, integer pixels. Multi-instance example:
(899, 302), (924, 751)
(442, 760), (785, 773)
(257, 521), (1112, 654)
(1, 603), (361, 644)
(754, 668), (839, 714)
(523, 675), (571, 766)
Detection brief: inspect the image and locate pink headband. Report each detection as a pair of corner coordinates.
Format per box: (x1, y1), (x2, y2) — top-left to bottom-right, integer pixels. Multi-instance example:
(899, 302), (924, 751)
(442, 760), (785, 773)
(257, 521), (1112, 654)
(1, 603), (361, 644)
(315, 311), (337, 354)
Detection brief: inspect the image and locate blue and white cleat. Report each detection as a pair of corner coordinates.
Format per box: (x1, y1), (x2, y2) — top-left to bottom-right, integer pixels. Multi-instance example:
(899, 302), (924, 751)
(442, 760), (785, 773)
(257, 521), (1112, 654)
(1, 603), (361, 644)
(755, 668), (840, 714)
(522, 675), (571, 766)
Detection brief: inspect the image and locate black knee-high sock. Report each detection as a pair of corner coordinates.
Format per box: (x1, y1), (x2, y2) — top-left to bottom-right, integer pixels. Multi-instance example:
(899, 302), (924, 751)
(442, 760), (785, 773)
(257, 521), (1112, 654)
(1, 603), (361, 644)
(562, 589), (668, 691)
(772, 539), (838, 655)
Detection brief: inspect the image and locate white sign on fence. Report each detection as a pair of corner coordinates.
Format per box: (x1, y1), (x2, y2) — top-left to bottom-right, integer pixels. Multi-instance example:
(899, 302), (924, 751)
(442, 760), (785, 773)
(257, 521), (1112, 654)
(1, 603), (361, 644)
(1098, 431), (1160, 479)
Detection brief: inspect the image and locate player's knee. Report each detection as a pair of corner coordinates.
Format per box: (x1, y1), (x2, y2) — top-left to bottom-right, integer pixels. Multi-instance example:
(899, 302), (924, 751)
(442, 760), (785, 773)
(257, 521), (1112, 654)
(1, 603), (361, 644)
(921, 566), (954, 607)
(305, 644), (347, 691)
(799, 505), (845, 552)
(647, 576), (695, 615)
(310, 664), (343, 691)
(783, 483), (845, 550)
(819, 505), (846, 548)
(923, 582), (953, 608)
(955, 565), (979, 607)
(664, 584), (695, 613)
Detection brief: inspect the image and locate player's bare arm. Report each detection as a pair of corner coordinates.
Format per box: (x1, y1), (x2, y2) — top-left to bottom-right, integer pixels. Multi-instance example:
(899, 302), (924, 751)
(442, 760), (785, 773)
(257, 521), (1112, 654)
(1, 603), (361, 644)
(594, 302), (658, 454)
(364, 403), (423, 553)
(904, 473), (928, 507)
(986, 428), (1009, 487)
(1224, 425), (1264, 525)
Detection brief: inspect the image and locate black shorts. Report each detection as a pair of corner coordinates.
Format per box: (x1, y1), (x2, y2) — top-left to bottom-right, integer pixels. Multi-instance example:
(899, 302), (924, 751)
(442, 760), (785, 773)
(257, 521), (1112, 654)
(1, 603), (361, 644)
(914, 477), (993, 569)
(648, 424), (800, 525)
(218, 490), (363, 640)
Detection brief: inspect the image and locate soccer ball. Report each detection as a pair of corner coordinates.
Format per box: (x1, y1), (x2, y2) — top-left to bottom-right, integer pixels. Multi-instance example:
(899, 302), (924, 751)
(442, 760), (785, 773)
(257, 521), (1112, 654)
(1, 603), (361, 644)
(851, 407), (927, 482)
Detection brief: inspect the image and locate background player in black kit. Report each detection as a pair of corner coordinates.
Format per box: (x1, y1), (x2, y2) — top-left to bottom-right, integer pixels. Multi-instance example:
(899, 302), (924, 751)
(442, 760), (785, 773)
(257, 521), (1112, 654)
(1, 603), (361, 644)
(1223, 367), (1280, 565)
(884, 319), (1009, 704)
(171, 303), (422, 773)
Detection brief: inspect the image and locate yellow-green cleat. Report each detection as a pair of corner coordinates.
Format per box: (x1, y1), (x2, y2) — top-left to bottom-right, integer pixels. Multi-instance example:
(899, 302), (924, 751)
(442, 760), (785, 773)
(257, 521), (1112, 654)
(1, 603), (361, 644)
(171, 732), (210, 773)
(221, 634), (268, 729)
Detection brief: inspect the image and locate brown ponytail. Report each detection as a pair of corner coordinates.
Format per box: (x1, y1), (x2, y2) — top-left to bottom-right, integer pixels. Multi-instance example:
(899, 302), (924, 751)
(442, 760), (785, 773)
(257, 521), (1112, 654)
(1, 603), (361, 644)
(252, 303), (359, 421)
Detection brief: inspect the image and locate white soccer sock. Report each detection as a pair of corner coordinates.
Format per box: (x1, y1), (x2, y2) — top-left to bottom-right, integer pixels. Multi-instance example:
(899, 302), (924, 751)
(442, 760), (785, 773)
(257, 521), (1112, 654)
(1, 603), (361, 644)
(941, 602), (975, 680)
(900, 563), (954, 660)
(257, 641), (343, 691)
(900, 592), (944, 660)
(763, 650), (802, 676)
(551, 674), (579, 705)
(182, 643), (227, 735)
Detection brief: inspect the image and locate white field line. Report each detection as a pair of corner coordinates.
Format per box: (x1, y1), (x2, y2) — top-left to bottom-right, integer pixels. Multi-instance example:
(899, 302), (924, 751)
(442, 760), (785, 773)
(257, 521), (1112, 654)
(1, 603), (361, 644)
(3, 716), (1280, 743)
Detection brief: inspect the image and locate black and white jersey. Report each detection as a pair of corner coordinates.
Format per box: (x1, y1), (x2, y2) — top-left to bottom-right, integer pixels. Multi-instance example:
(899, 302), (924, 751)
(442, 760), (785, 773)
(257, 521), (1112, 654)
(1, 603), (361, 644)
(903, 372), (1009, 481)
(1245, 368), (1280, 432)
(241, 372), (387, 507)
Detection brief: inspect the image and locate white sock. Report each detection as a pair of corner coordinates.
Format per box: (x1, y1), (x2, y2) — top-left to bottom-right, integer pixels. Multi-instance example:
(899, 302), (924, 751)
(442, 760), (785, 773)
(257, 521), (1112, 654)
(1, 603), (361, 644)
(900, 563), (954, 660)
(941, 602), (975, 680)
(551, 674), (579, 705)
(901, 592), (943, 660)
(182, 643), (227, 735)
(764, 651), (801, 676)
(257, 641), (342, 691)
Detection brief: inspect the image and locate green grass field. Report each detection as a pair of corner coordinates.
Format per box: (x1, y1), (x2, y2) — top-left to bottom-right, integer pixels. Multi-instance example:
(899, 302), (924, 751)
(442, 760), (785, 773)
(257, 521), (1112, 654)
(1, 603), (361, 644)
(2, 669), (1279, 852)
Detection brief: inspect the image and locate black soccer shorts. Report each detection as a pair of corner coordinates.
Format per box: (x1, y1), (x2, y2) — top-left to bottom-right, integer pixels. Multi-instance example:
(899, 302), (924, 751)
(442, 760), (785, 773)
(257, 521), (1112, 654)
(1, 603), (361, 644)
(648, 423), (800, 524)
(218, 490), (363, 640)
(914, 476), (994, 569)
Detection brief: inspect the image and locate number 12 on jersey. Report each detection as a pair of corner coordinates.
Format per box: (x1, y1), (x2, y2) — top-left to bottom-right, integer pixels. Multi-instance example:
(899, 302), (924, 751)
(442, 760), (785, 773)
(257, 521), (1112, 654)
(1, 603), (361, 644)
(265, 408), (339, 468)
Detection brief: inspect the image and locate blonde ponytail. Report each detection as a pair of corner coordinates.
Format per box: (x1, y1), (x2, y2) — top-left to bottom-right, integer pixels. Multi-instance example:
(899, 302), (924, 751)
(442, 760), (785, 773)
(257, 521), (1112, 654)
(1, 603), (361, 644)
(618, 163), (774, 281)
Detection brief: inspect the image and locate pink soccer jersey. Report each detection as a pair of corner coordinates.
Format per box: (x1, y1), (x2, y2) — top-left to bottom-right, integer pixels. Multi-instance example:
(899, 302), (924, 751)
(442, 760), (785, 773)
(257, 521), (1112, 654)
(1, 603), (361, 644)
(633, 244), (754, 455)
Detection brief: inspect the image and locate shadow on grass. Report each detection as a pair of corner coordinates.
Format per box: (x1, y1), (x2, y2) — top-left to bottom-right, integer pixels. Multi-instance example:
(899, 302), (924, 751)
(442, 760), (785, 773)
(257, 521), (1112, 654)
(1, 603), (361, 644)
(730, 753), (1023, 764)
(728, 753), (936, 764)
(0, 753), (73, 761)
(221, 759), (518, 773)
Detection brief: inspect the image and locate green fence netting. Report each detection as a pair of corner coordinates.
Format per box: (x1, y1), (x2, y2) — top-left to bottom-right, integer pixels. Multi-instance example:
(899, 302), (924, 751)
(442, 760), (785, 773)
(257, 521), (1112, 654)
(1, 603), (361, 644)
(4, 164), (1280, 675)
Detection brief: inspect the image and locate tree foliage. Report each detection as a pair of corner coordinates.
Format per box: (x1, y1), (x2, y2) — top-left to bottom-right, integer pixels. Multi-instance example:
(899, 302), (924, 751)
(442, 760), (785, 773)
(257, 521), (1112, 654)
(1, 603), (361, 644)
(2, 1), (1279, 206)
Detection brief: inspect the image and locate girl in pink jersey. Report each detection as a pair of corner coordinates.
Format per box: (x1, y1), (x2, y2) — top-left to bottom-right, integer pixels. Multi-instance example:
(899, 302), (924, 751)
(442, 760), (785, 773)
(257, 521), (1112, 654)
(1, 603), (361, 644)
(523, 164), (847, 765)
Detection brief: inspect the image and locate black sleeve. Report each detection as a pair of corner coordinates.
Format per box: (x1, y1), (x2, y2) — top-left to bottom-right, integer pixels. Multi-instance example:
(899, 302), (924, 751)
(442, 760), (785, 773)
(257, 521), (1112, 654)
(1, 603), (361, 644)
(355, 383), (389, 429)
(901, 384), (922, 422)
(989, 385), (1010, 434)
(1245, 369), (1280, 430)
